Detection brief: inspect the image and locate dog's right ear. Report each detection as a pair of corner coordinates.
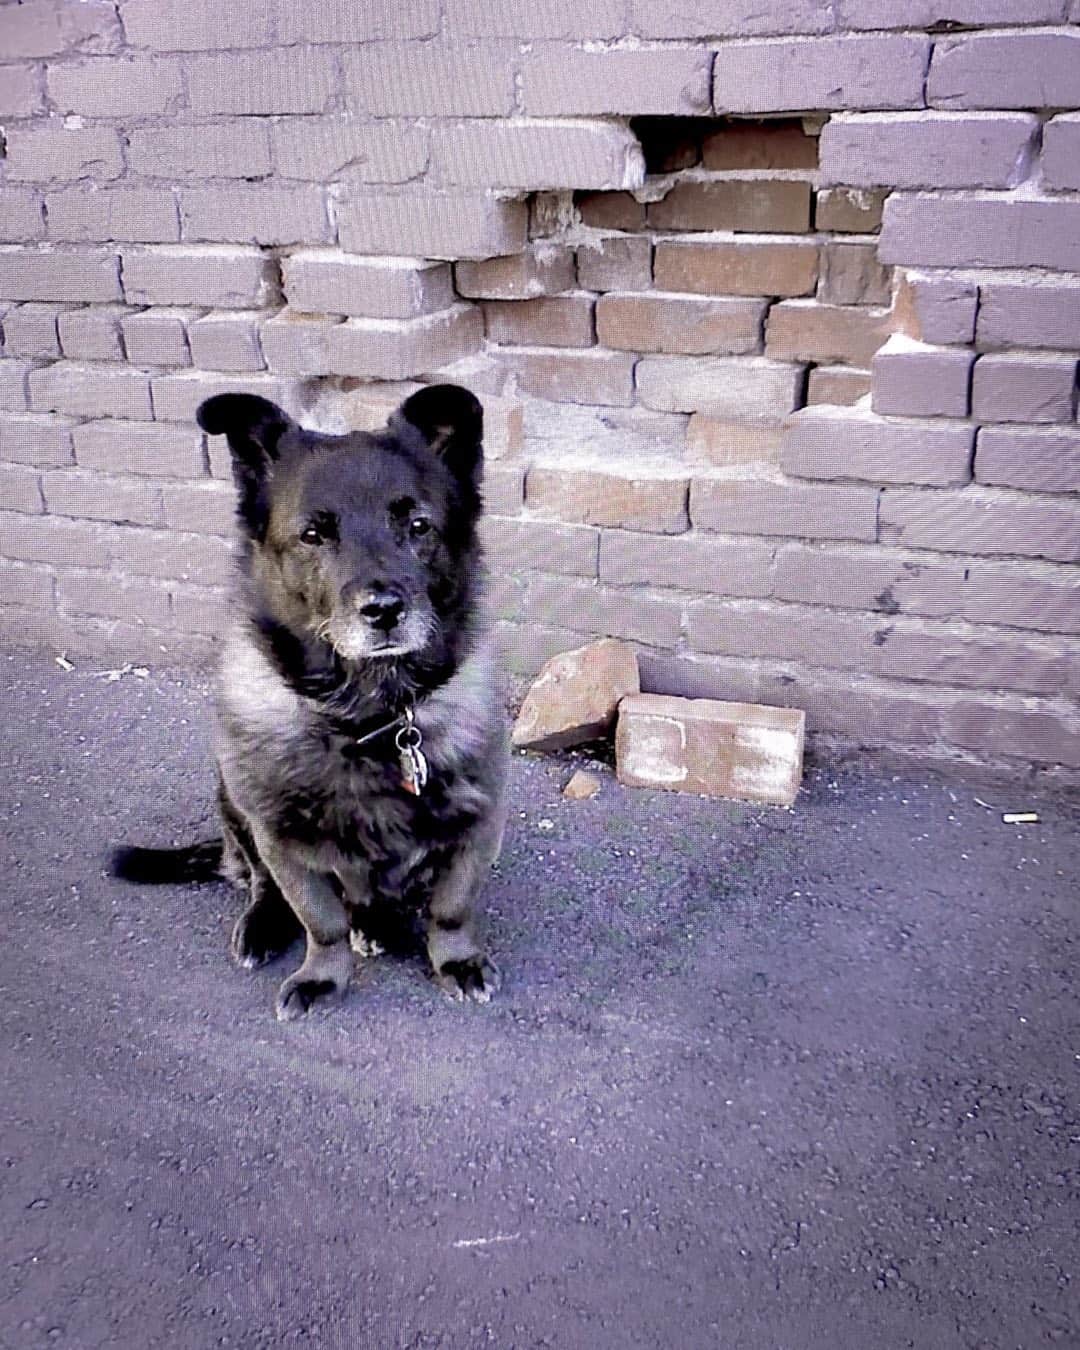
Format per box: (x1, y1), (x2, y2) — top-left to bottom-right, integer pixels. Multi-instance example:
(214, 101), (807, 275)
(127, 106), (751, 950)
(196, 395), (295, 539)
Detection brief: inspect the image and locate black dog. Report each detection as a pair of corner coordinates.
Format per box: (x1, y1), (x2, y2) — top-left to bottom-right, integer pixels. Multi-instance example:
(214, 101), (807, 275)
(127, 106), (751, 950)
(114, 384), (507, 1020)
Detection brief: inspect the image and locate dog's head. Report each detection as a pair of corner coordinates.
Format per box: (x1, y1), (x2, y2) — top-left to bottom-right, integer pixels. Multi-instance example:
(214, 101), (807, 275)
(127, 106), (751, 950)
(197, 385), (484, 663)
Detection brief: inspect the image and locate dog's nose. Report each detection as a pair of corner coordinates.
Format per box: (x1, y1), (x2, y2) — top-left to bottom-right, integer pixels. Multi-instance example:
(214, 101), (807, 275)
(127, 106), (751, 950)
(357, 586), (406, 633)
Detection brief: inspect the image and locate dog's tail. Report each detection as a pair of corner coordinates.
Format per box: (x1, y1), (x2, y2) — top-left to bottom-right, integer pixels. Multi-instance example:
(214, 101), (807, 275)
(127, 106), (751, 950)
(111, 839), (224, 885)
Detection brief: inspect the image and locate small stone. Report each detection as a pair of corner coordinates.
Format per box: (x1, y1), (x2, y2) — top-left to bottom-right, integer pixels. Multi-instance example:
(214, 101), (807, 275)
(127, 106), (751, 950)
(563, 770), (602, 800)
(511, 638), (640, 752)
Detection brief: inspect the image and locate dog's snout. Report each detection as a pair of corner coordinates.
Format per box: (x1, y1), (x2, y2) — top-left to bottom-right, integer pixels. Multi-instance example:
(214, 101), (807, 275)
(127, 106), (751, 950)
(355, 585), (406, 633)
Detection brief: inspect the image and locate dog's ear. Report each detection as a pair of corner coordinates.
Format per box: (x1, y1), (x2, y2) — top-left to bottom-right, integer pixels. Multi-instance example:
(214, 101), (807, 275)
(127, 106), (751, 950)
(391, 384), (484, 487)
(197, 395), (296, 539)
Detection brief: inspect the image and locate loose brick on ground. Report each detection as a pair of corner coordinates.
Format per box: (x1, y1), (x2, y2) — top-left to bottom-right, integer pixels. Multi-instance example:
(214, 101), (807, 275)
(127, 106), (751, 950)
(971, 353), (1078, 424)
(512, 637), (640, 750)
(871, 334), (974, 418)
(780, 403), (974, 486)
(975, 426), (1080, 494)
(653, 238), (819, 298)
(636, 356), (804, 419)
(597, 292), (765, 356)
(616, 693), (805, 807)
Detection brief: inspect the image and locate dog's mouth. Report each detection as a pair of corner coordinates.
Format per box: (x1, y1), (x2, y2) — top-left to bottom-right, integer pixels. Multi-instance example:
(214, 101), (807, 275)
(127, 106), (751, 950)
(318, 608), (431, 663)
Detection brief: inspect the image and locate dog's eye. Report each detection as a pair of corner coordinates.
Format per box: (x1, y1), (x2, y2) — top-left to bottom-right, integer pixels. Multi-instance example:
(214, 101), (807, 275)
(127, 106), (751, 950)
(300, 523), (324, 545)
(409, 517), (431, 538)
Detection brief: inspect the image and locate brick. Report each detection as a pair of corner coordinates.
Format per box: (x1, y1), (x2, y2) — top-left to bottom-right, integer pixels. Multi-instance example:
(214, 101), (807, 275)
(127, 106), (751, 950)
(962, 561), (1080, 635)
(45, 188), (180, 244)
(971, 354), (1077, 424)
(0, 64), (43, 118)
(576, 238), (652, 299)
(4, 127), (123, 183)
(0, 1), (119, 58)
(0, 509), (111, 567)
(343, 42), (517, 117)
(336, 381), (521, 460)
(871, 335), (974, 418)
(881, 194), (1080, 271)
(456, 247), (575, 301)
(58, 305), (129, 362)
(521, 47), (710, 116)
(337, 191), (529, 261)
(46, 56), (183, 116)
(820, 112), (1038, 190)
(975, 426), (1080, 494)
(431, 121), (644, 192)
(654, 239), (818, 298)
(637, 355), (804, 418)
(976, 278), (1080, 352)
(523, 575), (684, 648)
(772, 542), (965, 617)
(30, 362), (152, 421)
(715, 36), (930, 114)
(74, 421), (205, 478)
(283, 253), (453, 320)
(692, 475), (879, 540)
(632, 0), (833, 36)
(597, 292), (764, 356)
(702, 119), (818, 169)
(1, 304), (70, 360)
(943, 697), (1080, 771)
(837, 1), (1065, 26)
(44, 469), (159, 526)
(781, 403), (974, 486)
(187, 312), (266, 372)
(511, 638), (640, 750)
(262, 306), (483, 381)
(767, 301), (888, 367)
(484, 296), (595, 348)
(122, 527), (237, 582)
(1043, 114), (1080, 191)
(120, 247), (279, 309)
(527, 459), (689, 533)
(616, 693), (805, 806)
(600, 531), (773, 596)
(893, 271), (977, 345)
(57, 569), (171, 627)
(576, 192), (645, 231)
(807, 367), (872, 406)
(270, 118), (427, 183)
(445, 0), (625, 37)
(150, 371), (294, 425)
(497, 348), (635, 406)
(187, 48), (339, 116)
(686, 417), (783, 466)
(0, 562), (55, 610)
(648, 180), (811, 234)
(0, 463), (45, 513)
(0, 413), (76, 467)
(120, 0), (276, 50)
(482, 517), (598, 577)
(169, 583), (231, 636)
(819, 243), (891, 307)
(814, 187), (886, 233)
(120, 309), (190, 367)
(879, 487), (1080, 562)
(928, 31), (1080, 110)
(0, 360), (34, 412)
(483, 460), (526, 515)
(127, 123), (272, 180)
(0, 192), (46, 244)
(180, 186), (330, 248)
(161, 481), (237, 535)
(280, 1), (441, 42)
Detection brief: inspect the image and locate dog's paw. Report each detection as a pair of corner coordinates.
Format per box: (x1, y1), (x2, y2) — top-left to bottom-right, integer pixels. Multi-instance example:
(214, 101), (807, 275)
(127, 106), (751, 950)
(274, 975), (344, 1022)
(231, 899), (302, 969)
(433, 955), (500, 1004)
(349, 929), (385, 959)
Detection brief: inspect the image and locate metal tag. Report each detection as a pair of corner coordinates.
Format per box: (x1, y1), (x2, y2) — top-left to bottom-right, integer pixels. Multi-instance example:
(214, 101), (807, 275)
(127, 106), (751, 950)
(395, 712), (429, 797)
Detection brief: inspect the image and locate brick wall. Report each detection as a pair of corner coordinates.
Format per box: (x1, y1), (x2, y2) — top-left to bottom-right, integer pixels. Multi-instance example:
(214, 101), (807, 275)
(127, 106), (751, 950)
(1, 0), (1078, 779)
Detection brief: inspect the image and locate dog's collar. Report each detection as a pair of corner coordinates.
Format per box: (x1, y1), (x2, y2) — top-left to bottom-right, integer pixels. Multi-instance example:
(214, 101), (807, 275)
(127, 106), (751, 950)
(328, 700), (413, 748)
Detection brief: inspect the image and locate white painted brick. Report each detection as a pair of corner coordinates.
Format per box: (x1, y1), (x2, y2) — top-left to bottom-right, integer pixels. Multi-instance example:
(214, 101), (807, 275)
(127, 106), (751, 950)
(74, 420), (205, 478)
(616, 693), (805, 807)
(151, 371), (295, 424)
(976, 426), (1080, 494)
(121, 0), (276, 50)
(632, 0), (833, 36)
(262, 306), (483, 381)
(283, 252), (454, 319)
(1044, 114), (1080, 191)
(820, 112), (1038, 189)
(58, 305), (129, 361)
(4, 127), (123, 183)
(120, 247), (279, 309)
(521, 47), (711, 115)
(122, 308), (191, 367)
(445, 0), (625, 38)
(781, 401), (974, 486)
(691, 475), (879, 541)
(880, 194), (1080, 271)
(893, 271), (978, 345)
(928, 30), (1080, 110)
(636, 356), (804, 419)
(0, 64), (44, 118)
(187, 312), (266, 373)
(280, 0), (441, 42)
(187, 48), (339, 116)
(45, 188), (180, 243)
(0, 1), (119, 58)
(871, 334), (974, 418)
(180, 186), (330, 247)
(430, 120), (645, 191)
(455, 246), (576, 300)
(337, 191), (529, 260)
(971, 353), (1078, 424)
(837, 0), (1065, 26)
(0, 247), (121, 303)
(714, 36), (930, 114)
(0, 191), (46, 244)
(127, 123), (273, 179)
(29, 362), (153, 420)
(270, 118), (428, 182)
(1, 304), (71, 359)
(976, 277), (1080, 351)
(342, 42), (518, 116)
(0, 413), (77, 467)
(46, 56), (184, 116)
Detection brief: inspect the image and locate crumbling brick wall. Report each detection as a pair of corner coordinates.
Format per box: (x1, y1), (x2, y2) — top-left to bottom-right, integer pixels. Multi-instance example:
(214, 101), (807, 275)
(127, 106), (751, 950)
(1, 0), (1078, 777)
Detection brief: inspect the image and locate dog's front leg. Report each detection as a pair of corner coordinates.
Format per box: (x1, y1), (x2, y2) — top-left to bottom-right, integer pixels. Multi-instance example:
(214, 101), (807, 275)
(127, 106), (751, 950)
(250, 828), (354, 1021)
(426, 833), (501, 1004)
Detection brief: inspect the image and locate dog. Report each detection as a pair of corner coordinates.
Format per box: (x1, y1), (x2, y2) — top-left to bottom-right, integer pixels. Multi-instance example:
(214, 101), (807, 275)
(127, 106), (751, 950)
(113, 384), (507, 1020)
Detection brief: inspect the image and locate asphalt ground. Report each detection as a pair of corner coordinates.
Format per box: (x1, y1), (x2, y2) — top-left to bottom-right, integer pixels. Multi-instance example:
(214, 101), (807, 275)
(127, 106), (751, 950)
(1, 649), (1078, 1349)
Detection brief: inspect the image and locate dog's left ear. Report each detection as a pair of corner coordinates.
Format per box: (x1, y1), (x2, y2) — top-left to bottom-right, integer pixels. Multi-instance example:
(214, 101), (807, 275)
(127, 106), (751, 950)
(391, 384), (484, 487)
(197, 394), (298, 539)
